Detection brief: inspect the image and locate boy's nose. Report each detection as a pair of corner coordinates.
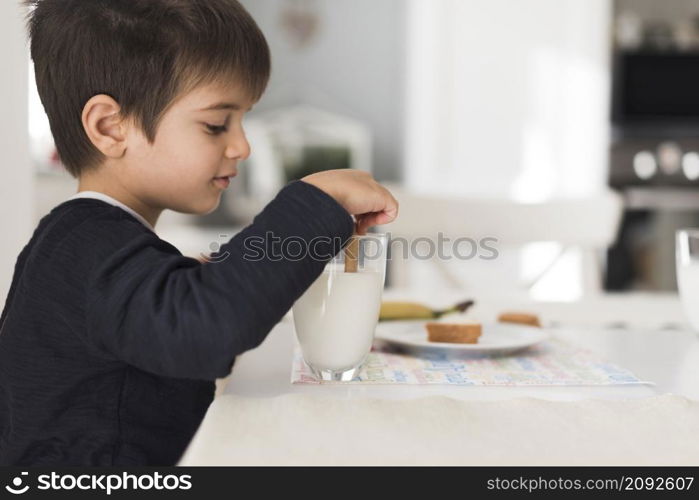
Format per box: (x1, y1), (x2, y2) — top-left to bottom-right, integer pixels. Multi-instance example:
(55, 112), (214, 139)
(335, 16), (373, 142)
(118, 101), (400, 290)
(225, 134), (251, 161)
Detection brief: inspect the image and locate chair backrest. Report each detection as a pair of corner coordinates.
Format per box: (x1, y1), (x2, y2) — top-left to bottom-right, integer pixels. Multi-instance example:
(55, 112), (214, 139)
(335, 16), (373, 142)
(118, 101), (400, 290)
(377, 185), (624, 296)
(379, 184), (623, 248)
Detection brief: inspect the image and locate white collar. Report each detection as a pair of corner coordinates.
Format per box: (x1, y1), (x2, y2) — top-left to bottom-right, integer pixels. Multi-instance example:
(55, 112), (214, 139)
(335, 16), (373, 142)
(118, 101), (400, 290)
(67, 191), (155, 233)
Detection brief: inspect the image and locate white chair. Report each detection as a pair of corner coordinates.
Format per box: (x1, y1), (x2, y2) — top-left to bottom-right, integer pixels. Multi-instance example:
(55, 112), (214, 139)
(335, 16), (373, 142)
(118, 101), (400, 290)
(378, 185), (623, 299)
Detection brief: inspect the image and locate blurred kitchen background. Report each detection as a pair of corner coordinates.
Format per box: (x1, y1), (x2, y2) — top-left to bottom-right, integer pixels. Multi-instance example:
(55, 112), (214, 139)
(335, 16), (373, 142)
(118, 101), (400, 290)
(3, 0), (699, 306)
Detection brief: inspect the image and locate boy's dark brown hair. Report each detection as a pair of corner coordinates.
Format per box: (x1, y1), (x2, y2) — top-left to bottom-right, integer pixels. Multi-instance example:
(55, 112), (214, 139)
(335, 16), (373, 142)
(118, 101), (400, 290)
(23, 0), (271, 177)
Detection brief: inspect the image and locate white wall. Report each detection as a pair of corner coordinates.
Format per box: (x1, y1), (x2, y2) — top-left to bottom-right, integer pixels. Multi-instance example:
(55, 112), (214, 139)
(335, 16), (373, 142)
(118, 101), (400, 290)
(0, 2), (33, 307)
(405, 0), (613, 200)
(240, 0), (407, 181)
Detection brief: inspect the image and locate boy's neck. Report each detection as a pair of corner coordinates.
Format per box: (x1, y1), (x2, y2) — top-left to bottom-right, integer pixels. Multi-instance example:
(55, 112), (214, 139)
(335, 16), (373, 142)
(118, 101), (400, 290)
(77, 173), (162, 229)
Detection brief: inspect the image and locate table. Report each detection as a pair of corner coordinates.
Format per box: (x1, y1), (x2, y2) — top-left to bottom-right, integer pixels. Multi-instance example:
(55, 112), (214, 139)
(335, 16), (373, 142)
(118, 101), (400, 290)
(178, 292), (699, 465)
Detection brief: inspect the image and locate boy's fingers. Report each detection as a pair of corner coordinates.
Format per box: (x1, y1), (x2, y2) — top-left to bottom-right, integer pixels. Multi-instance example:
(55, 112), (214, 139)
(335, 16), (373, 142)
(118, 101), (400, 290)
(382, 188), (399, 222)
(354, 186), (399, 234)
(382, 203), (398, 222)
(355, 210), (396, 234)
(372, 210), (396, 226)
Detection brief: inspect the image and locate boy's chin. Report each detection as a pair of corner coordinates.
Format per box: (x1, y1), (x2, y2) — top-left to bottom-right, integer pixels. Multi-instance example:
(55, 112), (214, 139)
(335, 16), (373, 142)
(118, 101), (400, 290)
(192, 197), (221, 216)
(168, 192), (223, 217)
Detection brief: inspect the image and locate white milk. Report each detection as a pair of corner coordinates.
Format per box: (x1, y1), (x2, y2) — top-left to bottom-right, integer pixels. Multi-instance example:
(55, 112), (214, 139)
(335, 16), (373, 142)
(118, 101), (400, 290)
(293, 270), (383, 371)
(677, 261), (699, 330)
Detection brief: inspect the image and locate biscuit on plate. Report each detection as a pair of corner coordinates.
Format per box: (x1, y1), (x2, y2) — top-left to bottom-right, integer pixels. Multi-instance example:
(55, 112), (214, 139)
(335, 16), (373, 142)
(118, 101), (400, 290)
(497, 312), (541, 328)
(425, 322), (482, 344)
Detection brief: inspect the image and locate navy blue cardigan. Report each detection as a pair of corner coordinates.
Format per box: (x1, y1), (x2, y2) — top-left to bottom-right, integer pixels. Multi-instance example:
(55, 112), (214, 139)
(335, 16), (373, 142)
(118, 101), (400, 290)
(0, 180), (353, 465)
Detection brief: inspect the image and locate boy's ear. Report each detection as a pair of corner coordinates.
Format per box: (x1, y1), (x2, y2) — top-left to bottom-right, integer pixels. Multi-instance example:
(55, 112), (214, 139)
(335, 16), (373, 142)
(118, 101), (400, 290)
(81, 94), (128, 158)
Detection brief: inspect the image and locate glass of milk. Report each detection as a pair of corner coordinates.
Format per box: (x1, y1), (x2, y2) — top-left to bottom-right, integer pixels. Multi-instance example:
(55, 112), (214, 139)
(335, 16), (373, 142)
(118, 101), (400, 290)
(292, 233), (388, 381)
(676, 229), (699, 332)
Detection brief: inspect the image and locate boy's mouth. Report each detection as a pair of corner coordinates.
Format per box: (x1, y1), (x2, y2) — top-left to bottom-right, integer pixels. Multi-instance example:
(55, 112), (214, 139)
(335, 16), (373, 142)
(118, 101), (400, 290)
(214, 170), (237, 180)
(213, 173), (235, 189)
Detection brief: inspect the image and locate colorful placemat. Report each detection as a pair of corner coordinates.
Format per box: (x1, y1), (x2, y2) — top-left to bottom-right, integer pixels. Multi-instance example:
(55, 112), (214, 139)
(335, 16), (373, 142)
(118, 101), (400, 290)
(291, 339), (653, 386)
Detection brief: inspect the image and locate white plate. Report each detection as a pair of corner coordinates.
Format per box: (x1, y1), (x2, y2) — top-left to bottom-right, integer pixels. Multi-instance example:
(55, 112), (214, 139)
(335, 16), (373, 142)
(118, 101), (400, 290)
(374, 320), (550, 355)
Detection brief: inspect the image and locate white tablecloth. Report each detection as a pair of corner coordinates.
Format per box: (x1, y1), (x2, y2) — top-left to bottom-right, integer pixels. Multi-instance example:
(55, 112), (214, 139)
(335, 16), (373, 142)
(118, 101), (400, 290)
(179, 393), (699, 466)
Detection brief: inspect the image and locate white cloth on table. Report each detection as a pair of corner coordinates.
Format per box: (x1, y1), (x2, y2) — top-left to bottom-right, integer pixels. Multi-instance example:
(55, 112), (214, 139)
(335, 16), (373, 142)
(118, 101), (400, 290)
(179, 393), (699, 465)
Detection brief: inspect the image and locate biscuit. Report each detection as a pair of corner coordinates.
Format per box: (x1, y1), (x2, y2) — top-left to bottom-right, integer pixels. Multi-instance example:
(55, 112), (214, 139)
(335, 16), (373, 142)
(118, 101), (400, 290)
(497, 312), (541, 328)
(425, 322), (482, 344)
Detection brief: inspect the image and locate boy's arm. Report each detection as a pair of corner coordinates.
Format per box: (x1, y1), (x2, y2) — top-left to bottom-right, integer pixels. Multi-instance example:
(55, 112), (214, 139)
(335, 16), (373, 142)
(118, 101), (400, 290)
(85, 180), (353, 380)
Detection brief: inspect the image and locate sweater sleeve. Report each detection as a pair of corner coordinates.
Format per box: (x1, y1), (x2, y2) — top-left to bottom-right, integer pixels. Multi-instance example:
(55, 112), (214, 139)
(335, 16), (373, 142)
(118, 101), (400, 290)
(85, 181), (353, 380)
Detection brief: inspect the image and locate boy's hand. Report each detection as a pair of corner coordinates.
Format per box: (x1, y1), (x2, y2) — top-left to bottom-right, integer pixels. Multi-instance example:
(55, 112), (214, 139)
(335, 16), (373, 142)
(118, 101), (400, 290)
(301, 170), (398, 234)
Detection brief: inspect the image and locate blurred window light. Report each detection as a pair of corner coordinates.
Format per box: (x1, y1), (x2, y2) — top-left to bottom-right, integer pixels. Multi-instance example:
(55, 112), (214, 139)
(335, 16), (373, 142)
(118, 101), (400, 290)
(27, 58), (57, 172)
(404, 0), (611, 199)
(682, 152), (699, 181)
(633, 151), (657, 180)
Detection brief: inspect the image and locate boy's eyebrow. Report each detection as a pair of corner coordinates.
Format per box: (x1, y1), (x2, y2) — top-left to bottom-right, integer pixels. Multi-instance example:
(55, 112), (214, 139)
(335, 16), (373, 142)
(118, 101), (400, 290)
(198, 102), (254, 112)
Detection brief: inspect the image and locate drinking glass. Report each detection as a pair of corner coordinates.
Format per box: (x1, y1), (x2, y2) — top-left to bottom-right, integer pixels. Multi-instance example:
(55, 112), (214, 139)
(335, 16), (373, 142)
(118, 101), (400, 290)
(676, 229), (699, 332)
(292, 233), (388, 381)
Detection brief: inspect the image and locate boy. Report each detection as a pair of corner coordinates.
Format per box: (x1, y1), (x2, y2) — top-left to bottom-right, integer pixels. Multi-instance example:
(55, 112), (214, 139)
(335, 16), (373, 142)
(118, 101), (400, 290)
(0, 0), (397, 465)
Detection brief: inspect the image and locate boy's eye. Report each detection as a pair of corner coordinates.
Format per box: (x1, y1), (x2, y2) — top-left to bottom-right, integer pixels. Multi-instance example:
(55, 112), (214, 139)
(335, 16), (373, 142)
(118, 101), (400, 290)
(205, 123), (228, 135)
